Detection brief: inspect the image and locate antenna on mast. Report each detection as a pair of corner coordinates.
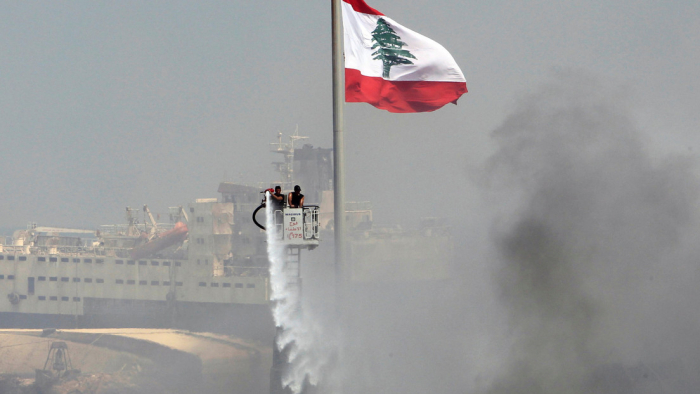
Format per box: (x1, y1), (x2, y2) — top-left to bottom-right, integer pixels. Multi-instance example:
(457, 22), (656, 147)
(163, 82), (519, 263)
(270, 126), (309, 190)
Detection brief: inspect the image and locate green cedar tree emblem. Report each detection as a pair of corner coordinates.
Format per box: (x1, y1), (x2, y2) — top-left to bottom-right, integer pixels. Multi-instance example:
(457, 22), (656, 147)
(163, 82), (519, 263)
(371, 18), (417, 79)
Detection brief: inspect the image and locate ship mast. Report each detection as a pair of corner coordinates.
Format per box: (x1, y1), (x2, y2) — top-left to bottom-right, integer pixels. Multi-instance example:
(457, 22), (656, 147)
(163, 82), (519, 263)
(269, 126), (308, 190)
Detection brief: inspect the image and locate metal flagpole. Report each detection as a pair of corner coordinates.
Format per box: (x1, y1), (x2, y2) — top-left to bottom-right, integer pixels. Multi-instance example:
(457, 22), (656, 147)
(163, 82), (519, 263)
(331, 0), (346, 305)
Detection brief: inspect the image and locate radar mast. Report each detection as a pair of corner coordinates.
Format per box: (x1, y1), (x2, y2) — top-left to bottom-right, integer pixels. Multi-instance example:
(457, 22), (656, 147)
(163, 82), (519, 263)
(270, 125), (308, 190)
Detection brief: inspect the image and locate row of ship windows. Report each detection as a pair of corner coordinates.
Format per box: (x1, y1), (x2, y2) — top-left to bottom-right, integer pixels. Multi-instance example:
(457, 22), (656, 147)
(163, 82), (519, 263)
(199, 282), (255, 288)
(114, 279), (184, 286)
(1, 275), (255, 289)
(0, 255), (183, 266)
(36, 277), (106, 283)
(0, 256), (27, 261)
(17, 295), (83, 302)
(12, 295), (82, 302)
(116, 260), (181, 267)
(111, 280), (254, 288)
(39, 296), (82, 302)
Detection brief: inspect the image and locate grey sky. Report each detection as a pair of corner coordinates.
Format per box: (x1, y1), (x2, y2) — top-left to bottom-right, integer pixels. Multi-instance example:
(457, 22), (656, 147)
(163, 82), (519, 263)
(1, 0), (698, 229)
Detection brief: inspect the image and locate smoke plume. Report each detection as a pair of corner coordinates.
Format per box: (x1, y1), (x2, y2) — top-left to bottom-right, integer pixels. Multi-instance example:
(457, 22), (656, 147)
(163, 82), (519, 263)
(481, 71), (700, 393)
(291, 72), (700, 394)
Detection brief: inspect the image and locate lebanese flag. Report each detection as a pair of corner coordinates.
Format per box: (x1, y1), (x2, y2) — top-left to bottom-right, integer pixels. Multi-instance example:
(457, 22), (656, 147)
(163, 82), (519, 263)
(342, 0), (467, 113)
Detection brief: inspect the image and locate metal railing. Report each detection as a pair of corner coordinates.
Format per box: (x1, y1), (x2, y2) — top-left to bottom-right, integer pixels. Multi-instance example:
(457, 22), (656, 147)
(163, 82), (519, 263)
(273, 209), (284, 240)
(304, 206), (320, 240)
(0, 245), (135, 258)
(270, 206), (320, 242)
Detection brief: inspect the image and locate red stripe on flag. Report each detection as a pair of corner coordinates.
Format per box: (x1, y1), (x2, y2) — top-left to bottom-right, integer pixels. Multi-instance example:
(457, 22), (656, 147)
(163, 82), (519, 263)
(345, 69), (467, 113)
(342, 0), (384, 16)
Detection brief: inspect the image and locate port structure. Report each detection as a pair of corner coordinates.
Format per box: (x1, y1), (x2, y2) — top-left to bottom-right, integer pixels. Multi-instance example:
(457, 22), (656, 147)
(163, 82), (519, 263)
(35, 341), (81, 389)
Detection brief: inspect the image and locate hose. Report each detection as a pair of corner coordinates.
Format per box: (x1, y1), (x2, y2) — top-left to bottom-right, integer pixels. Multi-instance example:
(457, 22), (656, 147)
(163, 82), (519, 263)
(252, 204), (266, 231)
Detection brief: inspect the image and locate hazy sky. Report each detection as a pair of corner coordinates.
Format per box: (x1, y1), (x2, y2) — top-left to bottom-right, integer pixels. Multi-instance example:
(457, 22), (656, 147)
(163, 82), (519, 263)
(1, 0), (698, 229)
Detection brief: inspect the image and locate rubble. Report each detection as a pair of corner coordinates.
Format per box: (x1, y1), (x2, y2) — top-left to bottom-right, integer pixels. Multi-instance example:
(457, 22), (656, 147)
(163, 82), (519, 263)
(48, 371), (137, 394)
(0, 329), (270, 394)
(0, 367), (174, 394)
(0, 375), (36, 394)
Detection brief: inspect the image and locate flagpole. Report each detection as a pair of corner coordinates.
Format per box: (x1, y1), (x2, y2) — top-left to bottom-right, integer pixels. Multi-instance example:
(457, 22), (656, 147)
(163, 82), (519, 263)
(331, 0), (346, 307)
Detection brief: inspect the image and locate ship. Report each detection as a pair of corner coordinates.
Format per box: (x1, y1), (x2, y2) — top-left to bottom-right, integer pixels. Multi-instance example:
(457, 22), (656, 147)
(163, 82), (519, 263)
(0, 132), (453, 340)
(0, 197), (278, 340)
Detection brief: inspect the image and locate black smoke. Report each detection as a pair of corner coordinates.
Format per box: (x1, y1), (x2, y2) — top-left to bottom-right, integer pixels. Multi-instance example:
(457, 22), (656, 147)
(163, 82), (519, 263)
(304, 72), (700, 394)
(481, 72), (700, 393)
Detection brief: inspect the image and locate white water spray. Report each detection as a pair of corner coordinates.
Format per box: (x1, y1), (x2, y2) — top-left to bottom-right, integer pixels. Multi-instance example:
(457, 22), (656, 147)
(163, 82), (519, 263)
(265, 195), (336, 393)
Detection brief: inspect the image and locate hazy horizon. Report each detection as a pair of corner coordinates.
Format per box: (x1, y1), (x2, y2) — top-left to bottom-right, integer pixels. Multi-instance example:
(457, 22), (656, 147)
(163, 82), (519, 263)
(2, 1), (700, 393)
(1, 0), (698, 231)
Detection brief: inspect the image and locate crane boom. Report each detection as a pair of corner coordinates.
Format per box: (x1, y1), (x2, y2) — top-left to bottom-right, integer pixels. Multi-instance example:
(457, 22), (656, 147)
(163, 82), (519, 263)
(143, 205), (159, 237)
